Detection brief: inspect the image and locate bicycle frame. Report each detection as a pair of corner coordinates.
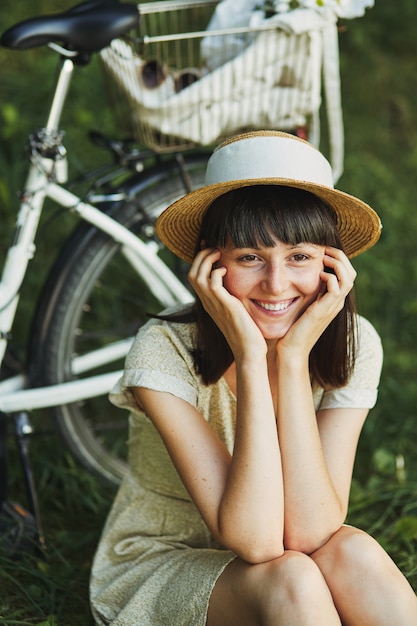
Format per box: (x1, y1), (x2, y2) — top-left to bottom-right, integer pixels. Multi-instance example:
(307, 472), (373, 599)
(0, 51), (192, 416)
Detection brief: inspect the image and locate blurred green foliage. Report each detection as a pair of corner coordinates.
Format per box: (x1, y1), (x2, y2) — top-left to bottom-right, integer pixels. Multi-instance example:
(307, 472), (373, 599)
(337, 0), (417, 588)
(1, 0), (417, 622)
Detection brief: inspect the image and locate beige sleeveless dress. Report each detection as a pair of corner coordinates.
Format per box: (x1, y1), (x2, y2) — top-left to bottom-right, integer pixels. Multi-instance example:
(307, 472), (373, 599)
(90, 310), (383, 625)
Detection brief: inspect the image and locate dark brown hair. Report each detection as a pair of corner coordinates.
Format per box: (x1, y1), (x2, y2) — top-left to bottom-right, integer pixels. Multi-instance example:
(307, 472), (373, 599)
(161, 185), (356, 388)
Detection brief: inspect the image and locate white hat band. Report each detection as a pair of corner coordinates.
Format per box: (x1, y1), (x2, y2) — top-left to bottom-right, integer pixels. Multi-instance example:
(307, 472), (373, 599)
(205, 134), (334, 188)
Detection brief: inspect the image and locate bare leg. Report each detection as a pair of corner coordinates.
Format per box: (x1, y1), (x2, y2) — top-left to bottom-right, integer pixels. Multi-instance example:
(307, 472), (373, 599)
(207, 550), (342, 626)
(311, 525), (417, 626)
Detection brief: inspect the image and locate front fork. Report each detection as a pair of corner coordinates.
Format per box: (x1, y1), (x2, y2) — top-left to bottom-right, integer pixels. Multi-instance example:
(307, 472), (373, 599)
(0, 130), (67, 366)
(0, 133), (67, 555)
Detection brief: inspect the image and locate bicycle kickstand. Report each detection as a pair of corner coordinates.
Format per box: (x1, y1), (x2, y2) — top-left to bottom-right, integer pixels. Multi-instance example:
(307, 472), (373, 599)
(13, 411), (47, 555)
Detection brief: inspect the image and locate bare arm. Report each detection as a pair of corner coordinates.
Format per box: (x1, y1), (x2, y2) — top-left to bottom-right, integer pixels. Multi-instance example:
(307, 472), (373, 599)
(276, 355), (368, 552)
(275, 247), (365, 553)
(134, 374), (285, 564)
(131, 250), (287, 562)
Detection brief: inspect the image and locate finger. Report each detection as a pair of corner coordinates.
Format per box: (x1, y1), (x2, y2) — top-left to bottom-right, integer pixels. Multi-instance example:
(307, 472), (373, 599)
(190, 247), (220, 274)
(209, 265), (227, 290)
(188, 248), (221, 285)
(323, 250), (356, 292)
(324, 247), (356, 276)
(316, 280), (327, 299)
(319, 270), (340, 295)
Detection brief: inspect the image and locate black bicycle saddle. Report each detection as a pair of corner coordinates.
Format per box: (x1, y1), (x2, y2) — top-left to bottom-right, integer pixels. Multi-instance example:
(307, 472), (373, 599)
(0, 0), (139, 53)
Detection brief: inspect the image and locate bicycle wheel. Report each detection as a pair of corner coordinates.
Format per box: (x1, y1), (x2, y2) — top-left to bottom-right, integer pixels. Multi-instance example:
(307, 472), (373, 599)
(29, 155), (207, 486)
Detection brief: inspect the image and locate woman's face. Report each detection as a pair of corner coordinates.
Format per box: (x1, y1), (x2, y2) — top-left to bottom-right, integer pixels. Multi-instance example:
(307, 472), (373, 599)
(218, 238), (325, 341)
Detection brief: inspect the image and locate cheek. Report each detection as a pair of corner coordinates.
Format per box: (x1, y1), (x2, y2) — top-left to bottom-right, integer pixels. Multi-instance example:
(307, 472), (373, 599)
(291, 261), (323, 294)
(221, 266), (252, 298)
(302, 267), (323, 296)
(222, 269), (241, 296)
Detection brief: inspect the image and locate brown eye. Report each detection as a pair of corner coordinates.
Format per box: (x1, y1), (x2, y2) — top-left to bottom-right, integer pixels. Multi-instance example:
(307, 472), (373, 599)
(292, 254), (308, 262)
(239, 254), (259, 262)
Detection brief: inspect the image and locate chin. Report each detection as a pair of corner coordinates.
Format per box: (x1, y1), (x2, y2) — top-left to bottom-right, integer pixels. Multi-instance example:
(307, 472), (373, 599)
(261, 326), (291, 341)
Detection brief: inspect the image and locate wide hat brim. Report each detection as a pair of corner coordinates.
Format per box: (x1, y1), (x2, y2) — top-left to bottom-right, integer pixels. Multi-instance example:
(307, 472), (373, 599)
(156, 132), (382, 263)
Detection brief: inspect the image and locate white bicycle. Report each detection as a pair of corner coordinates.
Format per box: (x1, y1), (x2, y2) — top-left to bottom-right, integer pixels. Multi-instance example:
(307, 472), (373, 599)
(0, 0), (212, 514)
(0, 0), (342, 538)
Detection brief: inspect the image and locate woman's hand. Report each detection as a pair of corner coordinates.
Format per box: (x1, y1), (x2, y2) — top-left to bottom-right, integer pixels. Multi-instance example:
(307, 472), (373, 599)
(277, 246), (356, 359)
(188, 248), (267, 361)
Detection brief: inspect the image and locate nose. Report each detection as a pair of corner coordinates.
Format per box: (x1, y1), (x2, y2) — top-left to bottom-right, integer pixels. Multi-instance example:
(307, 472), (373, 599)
(261, 263), (288, 294)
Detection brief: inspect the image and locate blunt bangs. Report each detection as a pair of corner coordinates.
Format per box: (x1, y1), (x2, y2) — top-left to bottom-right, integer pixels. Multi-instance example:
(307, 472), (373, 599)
(200, 185), (343, 251)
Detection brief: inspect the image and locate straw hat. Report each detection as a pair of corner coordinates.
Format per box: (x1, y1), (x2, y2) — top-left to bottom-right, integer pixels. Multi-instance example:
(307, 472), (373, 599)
(156, 131), (382, 262)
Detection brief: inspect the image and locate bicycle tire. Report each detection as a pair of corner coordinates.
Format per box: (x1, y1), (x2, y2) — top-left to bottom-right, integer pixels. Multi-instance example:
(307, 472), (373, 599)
(29, 155), (208, 486)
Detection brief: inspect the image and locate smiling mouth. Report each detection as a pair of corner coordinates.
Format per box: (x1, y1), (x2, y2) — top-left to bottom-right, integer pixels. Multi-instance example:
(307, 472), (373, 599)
(256, 299), (295, 312)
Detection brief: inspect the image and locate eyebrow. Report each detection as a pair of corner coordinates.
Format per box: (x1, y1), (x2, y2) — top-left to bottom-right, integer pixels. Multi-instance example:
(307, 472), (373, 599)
(228, 242), (323, 252)
(287, 243), (321, 249)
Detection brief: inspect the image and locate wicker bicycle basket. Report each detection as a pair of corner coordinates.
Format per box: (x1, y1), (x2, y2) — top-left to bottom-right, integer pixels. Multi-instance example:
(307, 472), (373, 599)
(100, 0), (325, 153)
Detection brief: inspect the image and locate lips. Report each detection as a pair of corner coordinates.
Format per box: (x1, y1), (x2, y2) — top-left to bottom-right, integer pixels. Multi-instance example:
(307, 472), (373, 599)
(255, 298), (295, 312)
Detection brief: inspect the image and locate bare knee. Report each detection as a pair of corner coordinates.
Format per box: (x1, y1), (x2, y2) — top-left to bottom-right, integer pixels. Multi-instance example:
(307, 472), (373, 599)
(310, 526), (417, 624)
(312, 525), (396, 580)
(247, 552), (339, 624)
(209, 551), (339, 625)
(264, 551), (329, 603)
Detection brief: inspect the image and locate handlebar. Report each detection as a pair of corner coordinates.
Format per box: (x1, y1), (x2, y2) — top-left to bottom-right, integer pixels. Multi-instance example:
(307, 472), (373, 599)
(0, 0), (139, 56)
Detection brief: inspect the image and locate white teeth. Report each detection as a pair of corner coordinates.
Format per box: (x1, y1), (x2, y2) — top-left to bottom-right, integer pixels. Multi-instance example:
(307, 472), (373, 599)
(258, 300), (291, 311)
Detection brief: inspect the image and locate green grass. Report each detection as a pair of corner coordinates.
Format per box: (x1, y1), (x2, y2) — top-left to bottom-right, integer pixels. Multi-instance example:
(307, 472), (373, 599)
(0, 429), (115, 625)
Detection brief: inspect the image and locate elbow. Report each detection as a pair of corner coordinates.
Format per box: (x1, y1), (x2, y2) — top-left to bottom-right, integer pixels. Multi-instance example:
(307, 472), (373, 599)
(284, 535), (325, 555)
(284, 519), (345, 555)
(220, 530), (285, 564)
(215, 510), (286, 563)
(238, 545), (285, 565)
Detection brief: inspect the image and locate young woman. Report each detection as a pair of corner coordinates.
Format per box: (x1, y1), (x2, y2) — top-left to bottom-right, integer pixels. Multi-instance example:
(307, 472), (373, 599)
(90, 131), (417, 625)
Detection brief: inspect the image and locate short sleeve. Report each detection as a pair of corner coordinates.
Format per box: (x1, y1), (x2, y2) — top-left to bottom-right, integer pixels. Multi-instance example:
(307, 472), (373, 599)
(318, 315), (383, 411)
(109, 319), (199, 414)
